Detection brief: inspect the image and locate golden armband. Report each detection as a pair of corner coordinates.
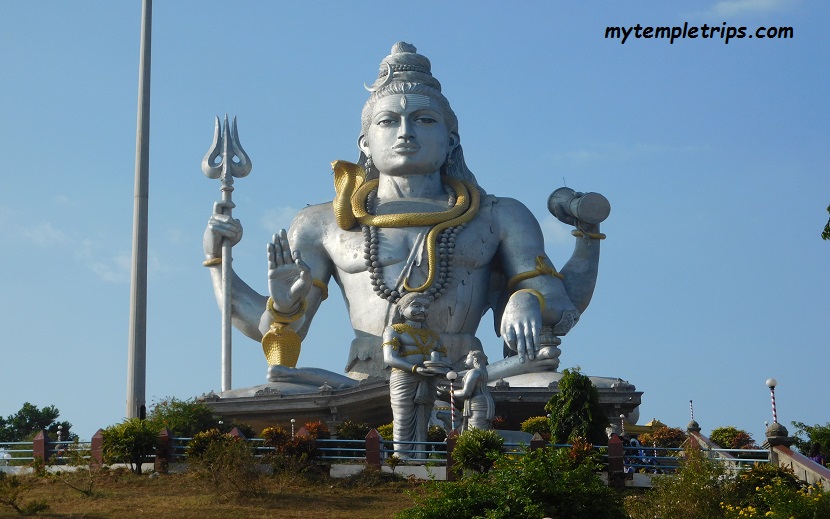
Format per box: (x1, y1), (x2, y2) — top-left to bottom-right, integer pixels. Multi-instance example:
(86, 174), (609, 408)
(505, 255), (564, 293)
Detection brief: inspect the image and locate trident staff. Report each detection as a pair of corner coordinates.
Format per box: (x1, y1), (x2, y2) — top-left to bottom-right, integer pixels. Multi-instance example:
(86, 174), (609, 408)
(202, 115), (251, 391)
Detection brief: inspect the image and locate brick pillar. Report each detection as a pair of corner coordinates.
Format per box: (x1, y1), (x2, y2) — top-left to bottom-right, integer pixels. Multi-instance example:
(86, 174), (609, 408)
(607, 433), (625, 489)
(530, 433), (546, 451)
(90, 429), (104, 467)
(32, 430), (51, 463)
(365, 429), (381, 470)
(155, 428), (173, 473)
(446, 429), (460, 481)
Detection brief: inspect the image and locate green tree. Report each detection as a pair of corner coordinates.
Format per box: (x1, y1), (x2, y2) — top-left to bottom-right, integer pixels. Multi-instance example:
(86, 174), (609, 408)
(709, 426), (757, 449)
(544, 368), (609, 445)
(147, 397), (219, 437)
(0, 402), (72, 442)
(791, 421), (830, 458)
(822, 204), (830, 240)
(638, 426), (688, 448)
(101, 418), (161, 475)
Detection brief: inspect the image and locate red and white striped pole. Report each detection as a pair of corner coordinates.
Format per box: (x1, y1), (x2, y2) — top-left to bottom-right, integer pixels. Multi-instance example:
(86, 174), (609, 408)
(447, 371), (458, 431)
(766, 378), (778, 424)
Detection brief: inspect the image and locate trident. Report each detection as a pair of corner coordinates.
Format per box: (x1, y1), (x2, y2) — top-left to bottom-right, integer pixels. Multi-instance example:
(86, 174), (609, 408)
(202, 115), (252, 392)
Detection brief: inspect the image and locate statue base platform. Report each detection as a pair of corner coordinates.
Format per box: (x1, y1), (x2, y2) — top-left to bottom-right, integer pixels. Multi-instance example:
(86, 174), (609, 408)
(199, 372), (641, 433)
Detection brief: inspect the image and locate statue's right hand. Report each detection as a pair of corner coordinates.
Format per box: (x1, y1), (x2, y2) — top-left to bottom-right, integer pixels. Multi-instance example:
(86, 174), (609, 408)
(204, 201), (243, 257)
(267, 229), (312, 312)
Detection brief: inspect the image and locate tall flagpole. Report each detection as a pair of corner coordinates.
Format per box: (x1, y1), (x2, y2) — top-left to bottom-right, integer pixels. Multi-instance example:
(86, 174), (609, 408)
(126, 0), (152, 420)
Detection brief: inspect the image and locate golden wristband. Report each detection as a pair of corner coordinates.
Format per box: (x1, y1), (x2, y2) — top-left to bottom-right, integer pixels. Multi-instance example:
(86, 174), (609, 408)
(202, 257), (222, 267)
(571, 229), (606, 240)
(267, 297), (308, 324)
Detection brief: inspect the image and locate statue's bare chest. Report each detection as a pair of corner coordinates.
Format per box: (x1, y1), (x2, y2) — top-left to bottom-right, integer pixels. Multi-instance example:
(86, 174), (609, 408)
(325, 214), (498, 276)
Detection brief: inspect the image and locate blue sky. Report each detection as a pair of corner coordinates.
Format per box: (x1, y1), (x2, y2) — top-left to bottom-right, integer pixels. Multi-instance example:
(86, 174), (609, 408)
(1, 1), (827, 442)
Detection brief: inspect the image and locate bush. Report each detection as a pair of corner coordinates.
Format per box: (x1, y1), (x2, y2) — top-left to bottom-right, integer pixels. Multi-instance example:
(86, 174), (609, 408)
(638, 426), (688, 448)
(0, 472), (49, 516)
(722, 480), (830, 519)
(491, 416), (508, 430)
(626, 446), (729, 519)
(376, 423), (394, 440)
(452, 428), (504, 474)
(260, 426), (289, 449)
(101, 418), (161, 475)
(520, 416), (551, 441)
(545, 368), (609, 445)
(399, 446), (625, 519)
(334, 420), (371, 440)
(710, 426), (758, 449)
(727, 462), (805, 510)
(303, 420), (330, 439)
(147, 397), (219, 437)
(187, 430), (263, 498)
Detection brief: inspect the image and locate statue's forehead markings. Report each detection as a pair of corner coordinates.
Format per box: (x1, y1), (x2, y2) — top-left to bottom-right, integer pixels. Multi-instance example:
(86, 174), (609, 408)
(376, 94), (432, 112)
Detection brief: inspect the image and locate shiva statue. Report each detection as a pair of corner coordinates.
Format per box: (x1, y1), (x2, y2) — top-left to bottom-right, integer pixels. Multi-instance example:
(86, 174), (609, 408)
(203, 42), (607, 395)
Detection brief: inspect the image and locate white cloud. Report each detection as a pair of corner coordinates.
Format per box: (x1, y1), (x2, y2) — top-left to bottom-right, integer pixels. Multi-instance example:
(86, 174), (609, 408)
(52, 194), (72, 206)
(76, 239), (132, 283)
(19, 222), (71, 246)
(260, 206), (300, 233)
(541, 215), (573, 247)
(708, 0), (798, 17)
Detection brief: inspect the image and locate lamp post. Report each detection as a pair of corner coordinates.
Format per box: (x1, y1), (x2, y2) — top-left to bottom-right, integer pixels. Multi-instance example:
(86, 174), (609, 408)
(447, 371), (458, 432)
(766, 378), (778, 424)
(291, 418), (296, 439)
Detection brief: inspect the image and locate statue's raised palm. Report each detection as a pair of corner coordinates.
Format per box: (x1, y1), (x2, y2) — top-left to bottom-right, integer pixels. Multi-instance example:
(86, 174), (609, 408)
(267, 229), (311, 311)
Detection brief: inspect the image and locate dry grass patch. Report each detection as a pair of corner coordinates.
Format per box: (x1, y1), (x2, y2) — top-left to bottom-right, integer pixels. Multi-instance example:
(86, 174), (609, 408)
(2, 469), (415, 518)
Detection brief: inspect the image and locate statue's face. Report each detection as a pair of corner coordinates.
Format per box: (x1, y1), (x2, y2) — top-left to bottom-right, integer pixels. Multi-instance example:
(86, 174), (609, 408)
(360, 93), (456, 177)
(465, 353), (475, 368)
(401, 296), (430, 322)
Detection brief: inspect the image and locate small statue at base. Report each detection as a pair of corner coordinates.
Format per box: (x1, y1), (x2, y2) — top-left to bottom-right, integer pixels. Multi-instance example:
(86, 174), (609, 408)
(382, 293), (450, 459)
(456, 350), (495, 432)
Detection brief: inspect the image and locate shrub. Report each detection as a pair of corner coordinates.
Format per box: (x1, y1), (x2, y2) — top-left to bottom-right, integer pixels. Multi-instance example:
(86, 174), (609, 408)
(545, 368), (609, 445)
(727, 462), (805, 510)
(625, 445), (730, 519)
(334, 420), (371, 440)
(303, 420), (330, 439)
(491, 416), (508, 430)
(0, 472), (49, 516)
(722, 480), (830, 519)
(520, 416), (551, 441)
(376, 423), (394, 440)
(187, 430), (263, 498)
(427, 425), (446, 443)
(452, 428), (504, 474)
(260, 426), (289, 450)
(638, 426), (688, 448)
(101, 418), (161, 475)
(399, 446), (625, 519)
(147, 397), (218, 437)
(710, 426), (758, 449)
